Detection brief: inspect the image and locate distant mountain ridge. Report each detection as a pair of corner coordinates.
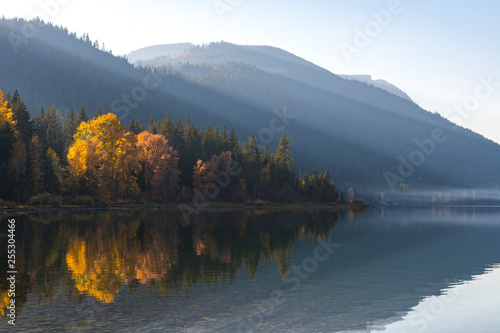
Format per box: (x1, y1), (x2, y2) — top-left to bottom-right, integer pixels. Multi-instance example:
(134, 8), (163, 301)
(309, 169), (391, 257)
(132, 43), (415, 102)
(337, 74), (414, 102)
(127, 43), (194, 64)
(1, 19), (500, 195)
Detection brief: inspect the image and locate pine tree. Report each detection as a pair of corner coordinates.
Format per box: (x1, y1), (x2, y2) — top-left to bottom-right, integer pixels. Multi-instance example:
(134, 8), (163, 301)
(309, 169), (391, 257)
(95, 106), (103, 118)
(242, 135), (261, 165)
(0, 116), (15, 166)
(147, 114), (157, 134)
(9, 90), (33, 145)
(171, 120), (184, 151)
(63, 108), (76, 152)
(220, 125), (229, 152)
(128, 118), (141, 134)
(275, 134), (293, 170)
(242, 135), (262, 197)
(34, 106), (47, 147)
(29, 136), (45, 195)
(75, 106), (88, 126)
(181, 119), (202, 187)
(45, 147), (63, 193)
(201, 124), (215, 159)
(228, 128), (242, 160)
(45, 105), (65, 159)
(159, 114), (174, 142)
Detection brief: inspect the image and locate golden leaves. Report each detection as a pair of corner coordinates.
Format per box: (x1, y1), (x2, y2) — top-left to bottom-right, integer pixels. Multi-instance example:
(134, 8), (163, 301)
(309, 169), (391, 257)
(0, 89), (16, 132)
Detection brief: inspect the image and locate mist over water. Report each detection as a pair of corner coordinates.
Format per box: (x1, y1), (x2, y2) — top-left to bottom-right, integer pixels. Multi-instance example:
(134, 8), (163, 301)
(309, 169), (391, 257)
(375, 188), (500, 206)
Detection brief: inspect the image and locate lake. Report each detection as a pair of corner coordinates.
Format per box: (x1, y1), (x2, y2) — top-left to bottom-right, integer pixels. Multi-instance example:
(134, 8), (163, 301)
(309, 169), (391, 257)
(1, 207), (500, 332)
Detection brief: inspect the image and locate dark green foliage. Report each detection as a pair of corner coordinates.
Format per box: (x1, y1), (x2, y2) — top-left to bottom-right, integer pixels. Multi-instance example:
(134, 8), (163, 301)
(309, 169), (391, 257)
(75, 107), (88, 125)
(8, 90), (33, 145)
(63, 108), (76, 152)
(298, 168), (338, 203)
(41, 105), (65, 159)
(128, 118), (141, 135)
(0, 163), (13, 200)
(147, 114), (157, 134)
(0, 121), (14, 165)
(180, 117), (202, 187)
(95, 106), (103, 118)
(158, 114), (173, 140)
(2, 19), (500, 193)
(0, 95), (336, 203)
(28, 192), (63, 206)
(228, 128), (242, 160)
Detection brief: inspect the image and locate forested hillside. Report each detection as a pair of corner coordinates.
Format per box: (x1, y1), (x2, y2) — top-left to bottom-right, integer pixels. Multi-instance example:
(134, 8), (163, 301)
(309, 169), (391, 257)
(1, 18), (500, 196)
(0, 89), (339, 205)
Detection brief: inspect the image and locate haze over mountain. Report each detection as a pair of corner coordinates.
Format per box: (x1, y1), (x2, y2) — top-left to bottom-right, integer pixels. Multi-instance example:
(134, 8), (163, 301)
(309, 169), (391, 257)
(337, 74), (414, 103)
(134, 45), (414, 103)
(127, 43), (194, 64)
(1, 18), (500, 197)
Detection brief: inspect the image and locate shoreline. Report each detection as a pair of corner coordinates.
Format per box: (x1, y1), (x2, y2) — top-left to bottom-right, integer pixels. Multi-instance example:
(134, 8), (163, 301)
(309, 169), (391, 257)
(0, 202), (369, 213)
(3, 203), (500, 213)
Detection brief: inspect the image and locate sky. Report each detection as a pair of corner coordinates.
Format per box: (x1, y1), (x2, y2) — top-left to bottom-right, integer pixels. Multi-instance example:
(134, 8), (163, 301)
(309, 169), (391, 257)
(3, 0), (500, 143)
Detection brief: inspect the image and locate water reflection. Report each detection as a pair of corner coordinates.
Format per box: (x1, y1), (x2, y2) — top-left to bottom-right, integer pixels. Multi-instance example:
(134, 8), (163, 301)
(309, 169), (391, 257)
(376, 263), (500, 333)
(2, 207), (500, 332)
(0, 209), (341, 311)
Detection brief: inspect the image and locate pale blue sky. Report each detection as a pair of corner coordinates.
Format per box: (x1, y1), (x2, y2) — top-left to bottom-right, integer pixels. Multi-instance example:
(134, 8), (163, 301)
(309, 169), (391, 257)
(4, 0), (500, 143)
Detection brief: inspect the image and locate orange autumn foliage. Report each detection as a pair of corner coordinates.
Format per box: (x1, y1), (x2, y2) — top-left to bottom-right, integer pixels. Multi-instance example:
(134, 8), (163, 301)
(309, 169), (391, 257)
(136, 131), (179, 200)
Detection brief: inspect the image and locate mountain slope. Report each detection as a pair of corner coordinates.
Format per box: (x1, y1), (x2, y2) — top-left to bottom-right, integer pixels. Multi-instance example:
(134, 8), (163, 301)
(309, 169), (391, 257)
(128, 43), (194, 64)
(1, 19), (499, 194)
(135, 42), (500, 191)
(337, 74), (413, 102)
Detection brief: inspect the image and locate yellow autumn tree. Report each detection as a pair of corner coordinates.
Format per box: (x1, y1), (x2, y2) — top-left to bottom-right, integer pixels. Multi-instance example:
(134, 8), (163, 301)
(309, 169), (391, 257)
(0, 89), (17, 167)
(68, 113), (140, 201)
(0, 290), (10, 316)
(0, 89), (16, 132)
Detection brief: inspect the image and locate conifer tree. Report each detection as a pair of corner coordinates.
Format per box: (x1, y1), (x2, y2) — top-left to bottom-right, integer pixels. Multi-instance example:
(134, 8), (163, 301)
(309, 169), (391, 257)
(29, 135), (45, 195)
(147, 114), (157, 134)
(9, 90), (33, 145)
(159, 114), (174, 141)
(228, 128), (242, 160)
(75, 106), (88, 125)
(275, 134), (293, 170)
(128, 118), (141, 134)
(95, 106), (103, 118)
(63, 108), (76, 151)
(0, 90), (16, 165)
(45, 105), (65, 159)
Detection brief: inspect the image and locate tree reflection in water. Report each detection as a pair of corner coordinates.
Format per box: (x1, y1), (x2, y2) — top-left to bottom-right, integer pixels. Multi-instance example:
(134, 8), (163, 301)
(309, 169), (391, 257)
(0, 208), (346, 314)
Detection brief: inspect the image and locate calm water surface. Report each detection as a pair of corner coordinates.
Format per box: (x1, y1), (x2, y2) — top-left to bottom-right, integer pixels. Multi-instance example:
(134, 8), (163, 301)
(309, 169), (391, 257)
(1, 207), (500, 332)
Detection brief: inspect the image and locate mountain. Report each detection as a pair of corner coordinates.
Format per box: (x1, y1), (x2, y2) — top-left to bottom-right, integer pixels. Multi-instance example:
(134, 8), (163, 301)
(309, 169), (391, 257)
(337, 74), (414, 102)
(1, 18), (500, 196)
(127, 43), (194, 64)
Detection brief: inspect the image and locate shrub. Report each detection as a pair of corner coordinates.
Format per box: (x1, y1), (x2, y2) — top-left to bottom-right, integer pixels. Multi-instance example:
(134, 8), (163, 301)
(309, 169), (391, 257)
(0, 199), (16, 208)
(348, 199), (368, 206)
(65, 195), (95, 206)
(29, 193), (63, 206)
